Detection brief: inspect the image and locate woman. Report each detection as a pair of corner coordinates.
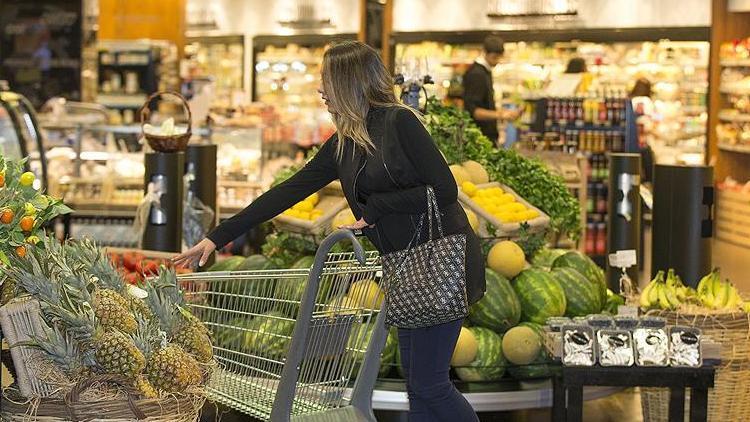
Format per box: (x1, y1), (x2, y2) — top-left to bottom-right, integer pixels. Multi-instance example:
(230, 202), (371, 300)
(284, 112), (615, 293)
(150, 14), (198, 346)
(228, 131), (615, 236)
(174, 41), (485, 422)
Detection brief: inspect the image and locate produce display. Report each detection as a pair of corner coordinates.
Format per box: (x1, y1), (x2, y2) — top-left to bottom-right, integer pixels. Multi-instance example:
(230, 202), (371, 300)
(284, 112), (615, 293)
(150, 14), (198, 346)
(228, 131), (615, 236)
(638, 268), (749, 313)
(1, 235), (214, 398)
(281, 193), (324, 221)
(108, 249), (191, 285)
(460, 182), (541, 224)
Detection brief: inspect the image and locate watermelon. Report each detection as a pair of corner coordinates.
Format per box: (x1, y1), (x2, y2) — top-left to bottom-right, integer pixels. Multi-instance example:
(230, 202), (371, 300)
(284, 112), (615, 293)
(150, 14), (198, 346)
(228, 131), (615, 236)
(551, 267), (602, 316)
(275, 256), (333, 316)
(507, 322), (554, 380)
(468, 269), (521, 333)
(213, 317), (254, 349)
(455, 327), (506, 382)
(236, 254), (277, 271)
(207, 256), (245, 272)
(348, 324), (398, 377)
(512, 268), (567, 324)
(552, 251), (607, 307)
(244, 311), (295, 356)
(531, 248), (567, 268)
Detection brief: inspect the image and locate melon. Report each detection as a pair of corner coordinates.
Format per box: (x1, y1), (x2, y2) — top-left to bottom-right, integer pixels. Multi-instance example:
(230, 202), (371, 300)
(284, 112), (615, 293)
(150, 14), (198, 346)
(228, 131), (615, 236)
(462, 160), (490, 184)
(552, 267), (602, 316)
(463, 207), (479, 233)
(502, 326), (542, 365)
(449, 165), (471, 186)
(275, 256), (332, 316)
(487, 240), (526, 278)
(206, 255), (245, 272)
(331, 208), (356, 231)
(512, 268), (567, 324)
(235, 254), (277, 271)
(552, 251), (607, 308)
(347, 324), (398, 377)
(348, 279), (384, 310)
(530, 248), (567, 269)
(507, 322), (554, 380)
(468, 269), (521, 333)
(243, 311), (295, 356)
(451, 327), (479, 366)
(455, 327), (507, 382)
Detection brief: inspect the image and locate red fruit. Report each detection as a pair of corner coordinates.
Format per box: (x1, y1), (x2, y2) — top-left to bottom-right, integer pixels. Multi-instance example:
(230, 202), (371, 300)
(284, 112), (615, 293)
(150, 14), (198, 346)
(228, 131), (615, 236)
(122, 252), (137, 272)
(135, 260), (144, 275)
(142, 260), (159, 276)
(124, 272), (142, 285)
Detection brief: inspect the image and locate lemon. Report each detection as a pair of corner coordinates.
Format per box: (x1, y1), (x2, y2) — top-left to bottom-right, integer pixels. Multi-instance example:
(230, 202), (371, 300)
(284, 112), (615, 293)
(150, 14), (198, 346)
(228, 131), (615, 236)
(294, 201), (314, 212)
(499, 193), (515, 204)
(491, 187), (504, 196)
(286, 209), (301, 218)
(509, 203), (526, 212)
(461, 181), (478, 197)
(297, 211), (311, 220)
(496, 212), (514, 222)
(524, 209), (540, 220)
(306, 193), (320, 206)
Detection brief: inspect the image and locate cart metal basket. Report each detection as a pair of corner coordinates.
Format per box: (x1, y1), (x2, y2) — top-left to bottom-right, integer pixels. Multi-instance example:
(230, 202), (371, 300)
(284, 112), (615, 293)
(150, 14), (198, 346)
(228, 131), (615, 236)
(177, 230), (387, 422)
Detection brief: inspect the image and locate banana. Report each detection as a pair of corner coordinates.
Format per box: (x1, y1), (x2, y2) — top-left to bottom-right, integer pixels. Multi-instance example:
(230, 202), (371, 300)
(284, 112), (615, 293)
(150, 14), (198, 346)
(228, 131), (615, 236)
(664, 286), (682, 309)
(743, 302), (750, 313)
(711, 272), (723, 303)
(658, 284), (673, 310)
(717, 281), (732, 309)
(724, 287), (740, 310)
(697, 268), (718, 296)
(640, 282), (655, 308)
(649, 281), (661, 306)
(701, 288), (716, 309)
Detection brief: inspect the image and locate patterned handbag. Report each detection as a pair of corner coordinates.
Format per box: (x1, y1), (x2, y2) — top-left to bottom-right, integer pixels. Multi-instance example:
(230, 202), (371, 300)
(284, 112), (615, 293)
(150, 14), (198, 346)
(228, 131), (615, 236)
(381, 186), (469, 328)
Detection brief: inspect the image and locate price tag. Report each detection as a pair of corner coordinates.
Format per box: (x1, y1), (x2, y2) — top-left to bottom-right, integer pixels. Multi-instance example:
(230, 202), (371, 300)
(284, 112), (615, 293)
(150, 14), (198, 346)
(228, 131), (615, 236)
(608, 249), (637, 269)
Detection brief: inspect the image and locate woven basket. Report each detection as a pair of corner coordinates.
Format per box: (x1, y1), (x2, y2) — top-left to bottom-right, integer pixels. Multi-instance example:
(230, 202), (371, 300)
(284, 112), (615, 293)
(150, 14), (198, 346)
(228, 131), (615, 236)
(140, 91), (192, 153)
(0, 297), (57, 398)
(1, 376), (204, 422)
(640, 310), (750, 421)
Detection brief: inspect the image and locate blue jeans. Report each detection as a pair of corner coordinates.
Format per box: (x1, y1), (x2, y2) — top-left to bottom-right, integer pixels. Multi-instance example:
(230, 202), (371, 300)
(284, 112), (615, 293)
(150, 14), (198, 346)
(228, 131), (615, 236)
(398, 318), (479, 422)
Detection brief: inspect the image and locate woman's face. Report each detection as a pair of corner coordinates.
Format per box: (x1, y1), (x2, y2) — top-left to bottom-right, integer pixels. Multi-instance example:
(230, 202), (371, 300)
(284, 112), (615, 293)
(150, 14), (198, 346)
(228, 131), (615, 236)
(318, 73), (334, 114)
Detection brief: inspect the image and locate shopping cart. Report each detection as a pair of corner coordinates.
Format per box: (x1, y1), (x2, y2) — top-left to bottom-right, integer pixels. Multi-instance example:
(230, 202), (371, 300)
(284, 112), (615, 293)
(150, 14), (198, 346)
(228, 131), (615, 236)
(177, 230), (388, 422)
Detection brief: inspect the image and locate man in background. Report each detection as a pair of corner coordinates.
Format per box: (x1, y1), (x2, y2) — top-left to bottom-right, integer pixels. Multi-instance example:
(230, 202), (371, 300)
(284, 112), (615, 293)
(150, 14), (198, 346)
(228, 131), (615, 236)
(462, 35), (519, 144)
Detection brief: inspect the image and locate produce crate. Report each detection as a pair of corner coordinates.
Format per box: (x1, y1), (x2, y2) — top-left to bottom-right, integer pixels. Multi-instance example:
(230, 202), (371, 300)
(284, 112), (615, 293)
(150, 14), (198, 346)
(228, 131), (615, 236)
(458, 182), (550, 237)
(715, 188), (750, 249)
(272, 195), (348, 236)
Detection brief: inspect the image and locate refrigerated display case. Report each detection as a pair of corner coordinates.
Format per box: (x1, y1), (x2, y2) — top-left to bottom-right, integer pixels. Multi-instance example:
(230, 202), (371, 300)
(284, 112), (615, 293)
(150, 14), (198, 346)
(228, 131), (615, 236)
(0, 87), (48, 190)
(252, 34), (354, 148)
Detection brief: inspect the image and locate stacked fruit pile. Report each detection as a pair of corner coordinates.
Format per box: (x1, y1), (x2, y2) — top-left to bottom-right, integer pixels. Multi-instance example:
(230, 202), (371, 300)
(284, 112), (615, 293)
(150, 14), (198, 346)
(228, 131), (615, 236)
(639, 268), (749, 312)
(108, 250), (191, 285)
(441, 240), (622, 382)
(1, 235), (214, 398)
(461, 182), (540, 224)
(281, 193), (324, 221)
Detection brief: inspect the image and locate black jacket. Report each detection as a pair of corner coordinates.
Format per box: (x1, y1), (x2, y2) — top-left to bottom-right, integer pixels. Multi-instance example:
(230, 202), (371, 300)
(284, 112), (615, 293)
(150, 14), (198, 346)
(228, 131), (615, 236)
(207, 106), (486, 305)
(462, 62), (498, 142)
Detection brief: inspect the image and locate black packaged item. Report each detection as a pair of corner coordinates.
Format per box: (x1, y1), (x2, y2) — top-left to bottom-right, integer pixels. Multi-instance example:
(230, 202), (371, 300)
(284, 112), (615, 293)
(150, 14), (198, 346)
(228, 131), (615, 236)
(669, 326), (702, 368)
(597, 329), (634, 366)
(634, 317), (669, 366)
(562, 325), (596, 366)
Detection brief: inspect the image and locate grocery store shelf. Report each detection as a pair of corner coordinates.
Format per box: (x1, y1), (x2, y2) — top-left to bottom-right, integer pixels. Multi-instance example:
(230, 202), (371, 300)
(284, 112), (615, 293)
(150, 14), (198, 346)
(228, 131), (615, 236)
(681, 105), (707, 115)
(718, 143), (750, 154)
(721, 59), (750, 67)
(718, 109), (750, 123)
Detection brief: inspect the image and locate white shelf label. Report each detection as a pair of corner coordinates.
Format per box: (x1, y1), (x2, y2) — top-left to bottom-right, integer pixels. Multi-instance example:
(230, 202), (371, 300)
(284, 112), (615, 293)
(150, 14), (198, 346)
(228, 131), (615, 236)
(608, 249), (637, 268)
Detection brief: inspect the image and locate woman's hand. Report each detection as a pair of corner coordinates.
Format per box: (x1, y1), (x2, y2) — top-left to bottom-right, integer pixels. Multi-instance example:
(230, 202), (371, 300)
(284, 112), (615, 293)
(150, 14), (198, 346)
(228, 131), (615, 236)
(172, 238), (216, 268)
(339, 218), (373, 230)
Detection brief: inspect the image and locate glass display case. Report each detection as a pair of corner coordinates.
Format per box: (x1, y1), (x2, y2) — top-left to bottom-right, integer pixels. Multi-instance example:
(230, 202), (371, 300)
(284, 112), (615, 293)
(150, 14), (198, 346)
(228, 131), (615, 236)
(184, 35), (245, 109)
(0, 88), (48, 189)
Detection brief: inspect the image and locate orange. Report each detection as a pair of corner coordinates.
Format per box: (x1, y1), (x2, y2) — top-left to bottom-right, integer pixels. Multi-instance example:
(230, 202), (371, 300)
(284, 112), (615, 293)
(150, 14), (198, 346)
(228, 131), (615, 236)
(19, 216), (34, 232)
(15, 245), (26, 258)
(0, 209), (13, 224)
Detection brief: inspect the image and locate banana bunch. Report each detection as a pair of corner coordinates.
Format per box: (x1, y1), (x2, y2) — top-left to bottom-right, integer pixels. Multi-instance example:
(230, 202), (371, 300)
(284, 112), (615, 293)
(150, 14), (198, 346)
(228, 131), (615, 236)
(696, 268), (744, 311)
(640, 270), (689, 310)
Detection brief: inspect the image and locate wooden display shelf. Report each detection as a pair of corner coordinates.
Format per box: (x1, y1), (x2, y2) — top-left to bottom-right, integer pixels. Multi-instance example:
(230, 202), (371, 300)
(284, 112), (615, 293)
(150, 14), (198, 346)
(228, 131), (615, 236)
(717, 109), (750, 122)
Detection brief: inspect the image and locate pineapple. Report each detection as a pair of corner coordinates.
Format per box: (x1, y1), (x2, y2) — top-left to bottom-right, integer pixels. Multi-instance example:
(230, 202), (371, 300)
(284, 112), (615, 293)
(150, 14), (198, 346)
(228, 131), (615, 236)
(94, 330), (145, 377)
(145, 269), (213, 363)
(145, 345), (202, 393)
(92, 289), (137, 334)
(135, 375), (159, 399)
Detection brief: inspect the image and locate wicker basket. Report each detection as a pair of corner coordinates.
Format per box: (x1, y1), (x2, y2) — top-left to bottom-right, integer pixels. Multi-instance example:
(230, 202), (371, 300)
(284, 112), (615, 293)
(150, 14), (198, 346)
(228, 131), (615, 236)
(0, 297), (57, 398)
(140, 91), (192, 153)
(640, 310), (750, 421)
(1, 376), (204, 422)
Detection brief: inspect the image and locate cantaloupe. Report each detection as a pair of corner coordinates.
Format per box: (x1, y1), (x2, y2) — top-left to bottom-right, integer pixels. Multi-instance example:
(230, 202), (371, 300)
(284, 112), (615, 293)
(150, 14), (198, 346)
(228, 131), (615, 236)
(449, 165), (471, 186)
(462, 160), (490, 184)
(331, 208), (356, 231)
(487, 240), (526, 278)
(502, 325), (542, 365)
(451, 327), (479, 366)
(348, 279), (384, 310)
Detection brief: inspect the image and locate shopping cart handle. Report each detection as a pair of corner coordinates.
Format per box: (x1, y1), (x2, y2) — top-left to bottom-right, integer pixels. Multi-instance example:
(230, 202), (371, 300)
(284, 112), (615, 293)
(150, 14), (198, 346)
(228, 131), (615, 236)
(318, 229), (367, 265)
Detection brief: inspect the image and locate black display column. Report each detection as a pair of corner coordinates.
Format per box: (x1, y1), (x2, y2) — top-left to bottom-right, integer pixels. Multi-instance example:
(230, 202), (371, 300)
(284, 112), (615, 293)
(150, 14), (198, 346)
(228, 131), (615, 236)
(142, 152), (184, 252)
(607, 153), (642, 292)
(186, 144), (218, 267)
(651, 165), (714, 287)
